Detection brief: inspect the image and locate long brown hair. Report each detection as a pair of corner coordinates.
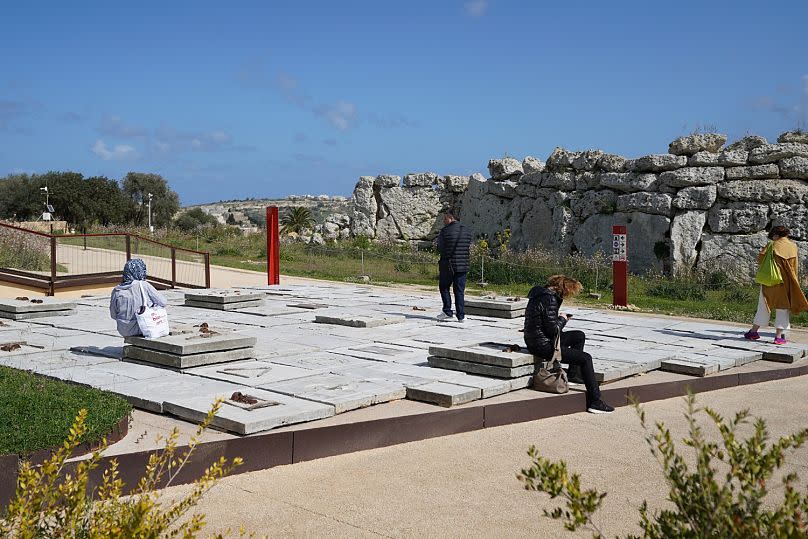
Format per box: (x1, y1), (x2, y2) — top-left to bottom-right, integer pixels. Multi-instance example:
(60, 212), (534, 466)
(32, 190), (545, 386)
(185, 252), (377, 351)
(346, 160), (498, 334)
(546, 275), (583, 299)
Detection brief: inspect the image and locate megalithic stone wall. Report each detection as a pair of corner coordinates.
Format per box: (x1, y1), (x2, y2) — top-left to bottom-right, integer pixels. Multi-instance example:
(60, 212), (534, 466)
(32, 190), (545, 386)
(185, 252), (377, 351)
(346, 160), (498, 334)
(349, 131), (808, 279)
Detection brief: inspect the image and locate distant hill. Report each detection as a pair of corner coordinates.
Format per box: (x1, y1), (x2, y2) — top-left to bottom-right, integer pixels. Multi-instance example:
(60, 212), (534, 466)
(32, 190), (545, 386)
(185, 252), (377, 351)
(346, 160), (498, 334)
(184, 195), (351, 229)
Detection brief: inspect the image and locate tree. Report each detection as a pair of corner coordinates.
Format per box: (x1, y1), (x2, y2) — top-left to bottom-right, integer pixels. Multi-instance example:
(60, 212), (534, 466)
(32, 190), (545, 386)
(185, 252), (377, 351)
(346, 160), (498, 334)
(280, 206), (314, 235)
(174, 208), (219, 232)
(518, 394), (808, 538)
(0, 174), (40, 221)
(121, 172), (180, 228)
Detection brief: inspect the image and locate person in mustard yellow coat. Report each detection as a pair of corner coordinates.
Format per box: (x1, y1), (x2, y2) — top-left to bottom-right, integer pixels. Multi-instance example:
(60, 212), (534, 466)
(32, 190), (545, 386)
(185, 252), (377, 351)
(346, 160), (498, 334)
(744, 226), (808, 344)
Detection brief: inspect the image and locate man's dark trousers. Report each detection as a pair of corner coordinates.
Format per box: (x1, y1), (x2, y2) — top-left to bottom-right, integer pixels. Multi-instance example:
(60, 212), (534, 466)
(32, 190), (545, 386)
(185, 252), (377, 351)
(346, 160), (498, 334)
(439, 262), (467, 320)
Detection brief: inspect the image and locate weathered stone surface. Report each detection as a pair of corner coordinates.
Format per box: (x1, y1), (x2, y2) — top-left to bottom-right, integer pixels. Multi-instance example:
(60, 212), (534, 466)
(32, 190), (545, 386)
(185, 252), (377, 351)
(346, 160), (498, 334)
(597, 153), (627, 172)
(660, 166), (724, 187)
(405, 381), (480, 407)
(440, 174), (470, 193)
(376, 186), (442, 240)
(778, 130), (808, 144)
(427, 355), (536, 378)
(597, 172), (659, 192)
(184, 299), (264, 311)
(716, 179), (808, 204)
(688, 149), (748, 167)
(428, 341), (536, 368)
(707, 202), (769, 233)
(669, 133), (727, 156)
(459, 176), (511, 241)
(726, 135), (768, 152)
(615, 192), (672, 216)
(571, 150), (604, 171)
(463, 297), (528, 313)
(403, 172), (438, 187)
(573, 212), (670, 272)
(574, 172), (599, 190)
(123, 344), (254, 369)
(350, 176), (377, 238)
(185, 289), (264, 304)
(541, 171), (576, 190)
(515, 183), (537, 198)
(522, 156), (545, 174)
(625, 154), (687, 172)
(770, 204), (808, 240)
(546, 147), (576, 170)
(0, 298), (77, 314)
(695, 232), (768, 279)
(265, 373), (407, 414)
(519, 171), (543, 186)
(374, 174), (400, 188)
(673, 185), (716, 210)
(670, 211), (706, 274)
(570, 190), (617, 219)
(125, 332), (256, 356)
(486, 180), (518, 198)
(488, 157), (523, 180)
(314, 312), (405, 328)
(748, 143), (808, 164)
(512, 198), (553, 250)
(725, 164), (780, 180)
(780, 156), (808, 179)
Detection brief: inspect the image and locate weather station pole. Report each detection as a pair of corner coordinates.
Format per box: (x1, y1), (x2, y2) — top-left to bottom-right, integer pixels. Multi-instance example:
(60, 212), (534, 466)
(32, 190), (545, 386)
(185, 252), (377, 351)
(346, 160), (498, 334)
(147, 193), (154, 233)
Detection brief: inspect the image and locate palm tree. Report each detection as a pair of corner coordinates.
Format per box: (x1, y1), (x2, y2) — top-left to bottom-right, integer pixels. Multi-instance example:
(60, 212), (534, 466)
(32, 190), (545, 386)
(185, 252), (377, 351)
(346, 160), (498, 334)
(280, 206), (314, 235)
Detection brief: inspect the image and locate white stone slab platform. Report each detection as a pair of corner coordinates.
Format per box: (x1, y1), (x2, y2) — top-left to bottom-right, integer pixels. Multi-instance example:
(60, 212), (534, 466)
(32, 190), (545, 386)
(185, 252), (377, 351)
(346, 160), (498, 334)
(315, 311), (406, 328)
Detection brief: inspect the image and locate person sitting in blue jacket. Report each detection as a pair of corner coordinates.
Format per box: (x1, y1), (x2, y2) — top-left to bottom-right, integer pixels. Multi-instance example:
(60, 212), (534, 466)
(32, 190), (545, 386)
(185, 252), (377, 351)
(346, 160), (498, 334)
(109, 259), (167, 337)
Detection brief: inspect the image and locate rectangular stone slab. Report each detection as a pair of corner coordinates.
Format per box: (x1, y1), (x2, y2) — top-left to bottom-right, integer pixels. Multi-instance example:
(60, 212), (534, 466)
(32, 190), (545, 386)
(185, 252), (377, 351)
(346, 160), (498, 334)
(464, 297), (528, 312)
(712, 339), (807, 363)
(332, 343), (427, 363)
(0, 309), (76, 320)
(287, 302), (329, 309)
(184, 289), (265, 304)
(184, 299), (265, 311)
(428, 342), (536, 368)
(123, 345), (255, 369)
(108, 374), (241, 413)
(260, 373), (407, 414)
(186, 359), (317, 385)
(660, 359), (720, 377)
(0, 298), (77, 313)
(509, 375), (533, 390)
(427, 355), (537, 379)
(269, 352), (370, 370)
(448, 373), (512, 398)
(314, 313), (406, 328)
(591, 359), (655, 382)
(163, 387), (335, 435)
(405, 382), (481, 408)
(463, 306), (525, 319)
(124, 332), (256, 355)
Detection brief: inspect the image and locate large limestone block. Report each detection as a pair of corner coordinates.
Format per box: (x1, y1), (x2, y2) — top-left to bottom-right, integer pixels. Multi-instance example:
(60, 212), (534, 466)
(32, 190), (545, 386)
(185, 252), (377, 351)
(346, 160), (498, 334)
(439, 175), (470, 193)
(725, 164), (780, 180)
(546, 147), (577, 170)
(574, 171), (599, 190)
(716, 179), (808, 204)
(486, 180), (518, 199)
(707, 202), (769, 233)
(660, 166), (724, 187)
(696, 232), (768, 280)
(688, 149), (748, 166)
(597, 153), (627, 172)
(615, 192), (673, 216)
(573, 212), (670, 273)
(552, 206), (576, 254)
(597, 172), (659, 192)
(376, 186), (442, 240)
(514, 198), (554, 250)
(403, 172), (438, 187)
(670, 211), (707, 274)
(519, 171), (542, 186)
(459, 188), (512, 240)
(374, 174), (400, 188)
(669, 133), (727, 156)
(625, 154), (687, 172)
(570, 190), (617, 219)
(748, 143), (808, 164)
(541, 171), (576, 190)
(350, 176), (377, 238)
(673, 185), (716, 210)
(780, 156), (808, 179)
(522, 156), (545, 174)
(488, 157), (523, 180)
(770, 204), (808, 240)
(571, 150), (604, 171)
(778, 130), (808, 144)
(726, 135), (768, 152)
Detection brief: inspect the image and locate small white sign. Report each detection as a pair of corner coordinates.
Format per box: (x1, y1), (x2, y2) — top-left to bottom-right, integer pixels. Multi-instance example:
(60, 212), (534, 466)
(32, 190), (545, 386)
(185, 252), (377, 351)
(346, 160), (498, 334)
(612, 233), (627, 262)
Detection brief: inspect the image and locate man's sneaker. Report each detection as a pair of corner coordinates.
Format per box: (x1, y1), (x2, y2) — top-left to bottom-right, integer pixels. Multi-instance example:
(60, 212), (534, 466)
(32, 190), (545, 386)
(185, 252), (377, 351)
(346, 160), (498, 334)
(456, 318), (465, 323)
(437, 312), (452, 322)
(743, 330), (760, 341)
(774, 337), (788, 345)
(587, 400), (614, 414)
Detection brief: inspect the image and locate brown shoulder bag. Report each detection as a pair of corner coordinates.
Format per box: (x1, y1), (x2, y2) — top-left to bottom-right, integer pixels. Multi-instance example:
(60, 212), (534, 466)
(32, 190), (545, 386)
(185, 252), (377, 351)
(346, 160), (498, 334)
(532, 332), (569, 394)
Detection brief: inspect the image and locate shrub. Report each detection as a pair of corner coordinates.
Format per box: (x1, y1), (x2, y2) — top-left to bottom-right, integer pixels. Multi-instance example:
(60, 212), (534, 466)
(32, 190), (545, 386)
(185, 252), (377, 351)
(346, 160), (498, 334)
(518, 394), (808, 538)
(0, 402), (244, 538)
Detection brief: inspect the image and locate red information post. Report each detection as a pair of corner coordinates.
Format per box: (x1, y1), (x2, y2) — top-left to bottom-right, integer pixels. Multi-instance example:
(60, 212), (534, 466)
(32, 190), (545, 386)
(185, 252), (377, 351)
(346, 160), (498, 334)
(612, 225), (628, 307)
(266, 206), (280, 285)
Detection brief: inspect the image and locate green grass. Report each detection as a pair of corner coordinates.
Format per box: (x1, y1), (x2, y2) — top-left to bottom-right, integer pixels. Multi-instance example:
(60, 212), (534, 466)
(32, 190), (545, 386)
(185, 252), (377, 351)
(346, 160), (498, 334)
(0, 366), (132, 455)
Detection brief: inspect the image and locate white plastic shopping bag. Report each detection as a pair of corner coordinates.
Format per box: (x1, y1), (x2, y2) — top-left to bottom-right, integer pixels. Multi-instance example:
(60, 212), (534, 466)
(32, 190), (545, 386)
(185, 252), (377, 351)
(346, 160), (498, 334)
(134, 281), (170, 338)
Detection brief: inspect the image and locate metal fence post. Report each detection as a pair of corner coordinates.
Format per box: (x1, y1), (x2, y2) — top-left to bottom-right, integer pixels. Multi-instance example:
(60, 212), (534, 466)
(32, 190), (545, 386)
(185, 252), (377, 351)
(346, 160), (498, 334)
(204, 253), (211, 289)
(125, 235), (131, 261)
(49, 236), (56, 296)
(171, 248), (176, 288)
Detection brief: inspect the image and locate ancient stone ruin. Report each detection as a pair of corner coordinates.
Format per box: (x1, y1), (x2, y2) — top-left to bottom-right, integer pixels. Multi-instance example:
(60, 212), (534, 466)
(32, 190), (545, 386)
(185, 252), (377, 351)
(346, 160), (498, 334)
(348, 131), (808, 279)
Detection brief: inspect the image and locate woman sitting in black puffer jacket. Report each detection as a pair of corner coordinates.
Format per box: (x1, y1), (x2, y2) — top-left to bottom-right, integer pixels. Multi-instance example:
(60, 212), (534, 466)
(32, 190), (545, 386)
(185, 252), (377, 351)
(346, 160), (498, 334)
(523, 274), (614, 414)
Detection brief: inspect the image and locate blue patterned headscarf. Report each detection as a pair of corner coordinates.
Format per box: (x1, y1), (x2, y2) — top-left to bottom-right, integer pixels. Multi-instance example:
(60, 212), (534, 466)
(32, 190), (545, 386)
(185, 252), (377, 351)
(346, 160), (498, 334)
(122, 259), (147, 284)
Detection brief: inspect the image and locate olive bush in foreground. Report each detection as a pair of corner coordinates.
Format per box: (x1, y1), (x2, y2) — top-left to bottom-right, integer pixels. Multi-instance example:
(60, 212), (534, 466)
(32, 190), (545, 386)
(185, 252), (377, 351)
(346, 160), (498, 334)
(518, 394), (808, 538)
(1, 401), (249, 538)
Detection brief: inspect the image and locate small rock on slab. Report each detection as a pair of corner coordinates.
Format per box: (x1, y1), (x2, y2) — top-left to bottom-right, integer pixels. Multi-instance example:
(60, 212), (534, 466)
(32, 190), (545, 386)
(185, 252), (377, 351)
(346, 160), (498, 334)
(405, 382), (481, 407)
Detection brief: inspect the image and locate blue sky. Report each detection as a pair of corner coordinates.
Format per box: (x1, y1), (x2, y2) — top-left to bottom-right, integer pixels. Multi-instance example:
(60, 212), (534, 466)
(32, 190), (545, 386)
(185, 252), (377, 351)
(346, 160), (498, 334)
(1, 0), (806, 206)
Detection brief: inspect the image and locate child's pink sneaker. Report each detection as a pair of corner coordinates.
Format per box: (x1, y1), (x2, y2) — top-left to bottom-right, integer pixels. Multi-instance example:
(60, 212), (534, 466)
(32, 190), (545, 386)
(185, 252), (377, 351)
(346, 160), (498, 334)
(743, 330), (760, 341)
(774, 337), (788, 345)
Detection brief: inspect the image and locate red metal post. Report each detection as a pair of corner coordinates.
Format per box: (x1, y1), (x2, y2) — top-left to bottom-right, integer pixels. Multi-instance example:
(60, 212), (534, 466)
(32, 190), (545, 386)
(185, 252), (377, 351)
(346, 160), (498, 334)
(266, 206), (280, 285)
(612, 225), (628, 307)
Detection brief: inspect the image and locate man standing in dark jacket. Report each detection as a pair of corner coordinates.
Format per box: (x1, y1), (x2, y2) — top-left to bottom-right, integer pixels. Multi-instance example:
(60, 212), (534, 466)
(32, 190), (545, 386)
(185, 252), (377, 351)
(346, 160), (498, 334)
(435, 210), (473, 322)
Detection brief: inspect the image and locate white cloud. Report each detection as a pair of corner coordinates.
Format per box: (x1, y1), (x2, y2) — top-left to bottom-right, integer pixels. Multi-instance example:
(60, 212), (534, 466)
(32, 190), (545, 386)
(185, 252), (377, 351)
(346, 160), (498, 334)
(464, 0), (488, 17)
(98, 114), (148, 138)
(316, 101), (357, 131)
(91, 139), (136, 160)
